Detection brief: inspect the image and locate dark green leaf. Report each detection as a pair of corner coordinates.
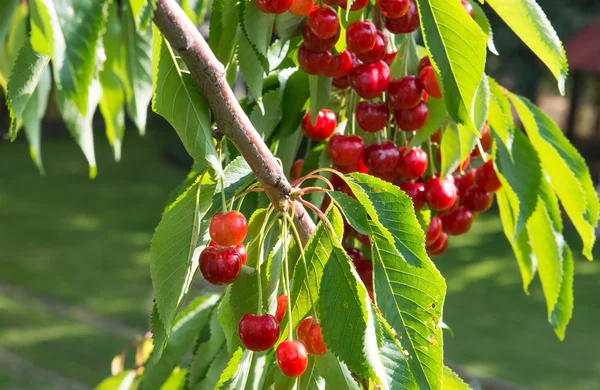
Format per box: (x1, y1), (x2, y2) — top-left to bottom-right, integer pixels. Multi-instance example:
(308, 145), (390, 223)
(250, 87), (283, 140)
(390, 33), (419, 79)
(328, 191), (371, 235)
(0, 0), (19, 48)
(279, 69), (310, 137)
(308, 75), (332, 124)
(243, 1), (274, 60)
(238, 30), (266, 102)
(21, 67), (51, 174)
(298, 357), (325, 390)
(375, 314), (418, 389)
(208, 156), (254, 216)
(274, 13), (305, 43)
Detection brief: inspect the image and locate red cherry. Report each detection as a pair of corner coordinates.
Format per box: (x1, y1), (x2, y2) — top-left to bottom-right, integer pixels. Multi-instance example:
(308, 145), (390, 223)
(388, 76), (423, 110)
(328, 135), (365, 167)
(298, 45), (332, 75)
(345, 247), (364, 266)
(346, 21), (377, 54)
(399, 181), (426, 211)
(397, 147), (428, 180)
(471, 122), (492, 157)
(384, 0), (419, 34)
(425, 176), (458, 211)
(256, 0), (293, 14)
(418, 56), (431, 73)
(377, 0), (409, 18)
(395, 101), (429, 131)
(355, 231), (371, 246)
(297, 317), (313, 350)
(209, 211), (248, 246)
(323, 0), (345, 6)
(289, 0), (313, 15)
(383, 51), (398, 66)
(364, 141), (400, 174)
(431, 129), (441, 144)
(335, 157), (368, 174)
(339, 0), (369, 10)
(455, 169), (475, 196)
(463, 186), (494, 212)
(348, 61), (391, 99)
(437, 194), (460, 217)
(475, 160), (502, 192)
(332, 76), (350, 89)
(275, 295), (288, 323)
(307, 6), (339, 39)
(461, 0), (475, 18)
(199, 246), (243, 285)
(235, 243), (247, 265)
(276, 341), (308, 377)
(238, 314), (280, 351)
(356, 260), (373, 291)
(308, 321), (327, 355)
(419, 66), (442, 99)
(427, 232), (448, 256)
(302, 24), (338, 52)
(441, 205), (474, 235)
(326, 50), (353, 78)
(356, 32), (386, 64)
(426, 215), (443, 245)
(290, 159), (304, 181)
(301, 109), (337, 141)
(355, 101), (390, 133)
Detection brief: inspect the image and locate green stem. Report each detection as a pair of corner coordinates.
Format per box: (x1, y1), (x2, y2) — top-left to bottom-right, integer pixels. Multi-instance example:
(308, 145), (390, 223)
(397, 130), (407, 146)
(256, 207), (275, 314)
(476, 139), (488, 162)
(282, 215), (294, 340)
(426, 139), (437, 177)
(218, 143), (227, 214)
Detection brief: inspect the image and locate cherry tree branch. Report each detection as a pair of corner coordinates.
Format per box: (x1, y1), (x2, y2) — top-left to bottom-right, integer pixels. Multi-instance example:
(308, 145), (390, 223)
(153, 0), (315, 244)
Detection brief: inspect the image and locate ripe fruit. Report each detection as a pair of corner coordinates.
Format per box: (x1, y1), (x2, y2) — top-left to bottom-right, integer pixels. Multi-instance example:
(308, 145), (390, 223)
(376, 0), (410, 19)
(238, 314), (280, 351)
(475, 160), (502, 192)
(326, 50), (353, 78)
(332, 76), (350, 89)
(298, 45), (332, 75)
(441, 205), (474, 235)
(290, 159), (304, 181)
(356, 31), (386, 64)
(355, 101), (390, 133)
(348, 61), (391, 99)
(463, 186), (494, 212)
(419, 66), (442, 99)
(364, 141), (400, 174)
(395, 101), (429, 131)
(387, 76), (423, 110)
(256, 0), (293, 14)
(427, 232), (448, 256)
(301, 109), (337, 141)
(461, 0), (475, 18)
(235, 243), (248, 265)
(199, 246), (243, 285)
(209, 210), (248, 246)
(456, 168), (475, 196)
(307, 6), (339, 39)
(302, 24), (338, 52)
(297, 317), (327, 355)
(275, 295), (288, 323)
(356, 260), (373, 291)
(289, 0), (313, 15)
(425, 176), (458, 211)
(339, 0), (369, 10)
(399, 181), (426, 211)
(418, 56), (431, 73)
(426, 215), (443, 245)
(327, 134), (365, 167)
(276, 341), (308, 377)
(346, 21), (377, 54)
(471, 122), (491, 157)
(345, 247), (364, 266)
(335, 157), (368, 174)
(384, 0), (419, 34)
(397, 147), (428, 180)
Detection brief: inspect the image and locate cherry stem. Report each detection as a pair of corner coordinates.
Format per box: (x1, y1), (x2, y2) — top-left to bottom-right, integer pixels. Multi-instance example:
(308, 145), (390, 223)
(256, 206), (275, 315)
(397, 129), (406, 146)
(476, 139), (488, 162)
(281, 214), (294, 340)
(426, 139), (437, 177)
(292, 174), (334, 191)
(218, 142), (228, 214)
(299, 187), (327, 195)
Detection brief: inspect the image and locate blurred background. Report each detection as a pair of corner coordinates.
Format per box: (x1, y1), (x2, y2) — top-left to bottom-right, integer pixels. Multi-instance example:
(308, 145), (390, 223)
(1, 1), (600, 389)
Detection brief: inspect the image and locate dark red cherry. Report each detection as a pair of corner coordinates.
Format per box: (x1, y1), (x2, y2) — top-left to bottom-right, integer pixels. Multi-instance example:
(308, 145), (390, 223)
(335, 157), (368, 174)
(377, 0), (409, 19)
(388, 76), (423, 110)
(209, 211), (248, 246)
(419, 66), (442, 99)
(275, 295), (288, 323)
(383, 51), (398, 66)
(199, 246), (243, 285)
(356, 31), (386, 64)
(455, 169), (475, 196)
(397, 147), (428, 180)
(364, 141), (400, 174)
(302, 24), (339, 52)
(355, 101), (390, 133)
(425, 176), (458, 211)
(339, 0), (369, 10)
(235, 243), (247, 265)
(238, 314), (280, 351)
(455, 154), (470, 173)
(297, 317), (327, 355)
(384, 0), (419, 34)
(471, 122), (492, 157)
(297, 317), (313, 352)
(431, 129), (441, 144)
(345, 247), (364, 266)
(418, 56), (431, 73)
(399, 181), (426, 211)
(307, 6), (339, 39)
(328, 134), (365, 167)
(461, 0), (475, 18)
(346, 21), (377, 54)
(326, 50), (353, 78)
(463, 186), (493, 212)
(427, 232), (448, 256)
(256, 0), (293, 14)
(356, 260), (373, 291)
(289, 0), (313, 15)
(395, 101), (429, 131)
(276, 341), (308, 377)
(298, 45), (332, 75)
(332, 75), (350, 89)
(301, 109), (337, 141)
(475, 160), (502, 192)
(426, 215), (443, 245)
(323, 0), (346, 6)
(348, 61), (391, 99)
(441, 205), (474, 235)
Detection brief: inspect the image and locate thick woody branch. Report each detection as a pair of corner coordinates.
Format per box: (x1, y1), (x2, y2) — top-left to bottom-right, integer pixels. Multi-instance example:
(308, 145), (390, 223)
(153, 0), (315, 244)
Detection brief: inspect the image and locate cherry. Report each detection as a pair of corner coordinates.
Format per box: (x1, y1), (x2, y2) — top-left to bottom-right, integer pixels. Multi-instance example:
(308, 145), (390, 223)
(275, 295), (288, 323)
(238, 314), (280, 351)
(209, 210), (248, 246)
(297, 317), (327, 355)
(450, 153), (470, 173)
(425, 176), (458, 211)
(471, 122), (492, 157)
(383, 51), (398, 66)
(339, 0), (369, 10)
(289, 0), (313, 15)
(475, 160), (502, 192)
(397, 147), (428, 180)
(255, 0), (293, 14)
(461, 0), (475, 18)
(199, 246), (242, 285)
(323, 0), (345, 6)
(345, 247), (364, 267)
(419, 66), (442, 99)
(426, 215), (443, 245)
(418, 56), (431, 73)
(235, 243), (248, 265)
(346, 21), (377, 54)
(395, 101), (429, 131)
(427, 232), (448, 256)
(302, 24), (338, 53)
(399, 181), (426, 211)
(301, 109), (337, 141)
(463, 186), (493, 212)
(348, 61), (391, 99)
(276, 341), (308, 377)
(356, 31), (386, 64)
(355, 101), (390, 133)
(333, 76), (350, 89)
(364, 141), (400, 174)
(455, 168), (475, 196)
(441, 205), (474, 235)
(384, 0), (419, 34)
(377, 0), (409, 19)
(307, 6), (339, 39)
(298, 45), (332, 75)
(290, 159), (304, 181)
(326, 50), (353, 78)
(335, 157), (368, 174)
(328, 135), (364, 167)
(297, 317), (312, 349)
(430, 129), (441, 144)
(356, 260), (373, 291)
(355, 231), (371, 247)
(388, 76), (423, 110)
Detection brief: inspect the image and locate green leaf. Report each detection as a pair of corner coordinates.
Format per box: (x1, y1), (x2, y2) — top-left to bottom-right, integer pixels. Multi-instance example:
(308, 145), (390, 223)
(376, 314), (418, 389)
(473, 76), (489, 132)
(485, 0), (568, 94)
(328, 191), (371, 235)
(207, 156), (254, 216)
(406, 97), (447, 149)
(182, 0), (209, 25)
(308, 75), (332, 124)
(313, 352), (360, 390)
(22, 66), (51, 173)
(212, 0), (238, 67)
(152, 28), (221, 172)
(0, 1), (27, 90)
(250, 87), (283, 140)
(122, 0), (153, 135)
(274, 13), (305, 43)
(416, 0), (487, 132)
(150, 173), (216, 358)
(509, 94), (599, 260)
(129, 0), (156, 31)
(298, 357), (325, 390)
(551, 244), (574, 341)
(243, 1), (274, 60)
(0, 0), (19, 47)
(162, 369), (188, 389)
(390, 33), (419, 79)
(279, 69), (309, 137)
(99, 2), (126, 162)
(95, 370), (137, 390)
(215, 348), (253, 389)
(468, 0), (498, 55)
(238, 30), (266, 102)
(143, 295), (220, 390)
(442, 366), (470, 389)
(439, 122), (477, 178)
(187, 306), (227, 388)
